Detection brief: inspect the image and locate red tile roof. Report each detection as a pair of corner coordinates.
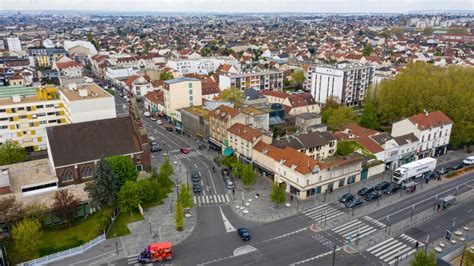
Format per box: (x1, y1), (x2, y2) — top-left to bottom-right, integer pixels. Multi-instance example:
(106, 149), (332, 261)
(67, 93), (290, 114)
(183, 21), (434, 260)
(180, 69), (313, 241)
(55, 61), (82, 69)
(260, 90), (288, 99)
(344, 123), (379, 138)
(210, 105), (240, 121)
(144, 90), (164, 105)
(408, 111), (453, 130)
(228, 123), (262, 142)
(287, 93), (317, 108)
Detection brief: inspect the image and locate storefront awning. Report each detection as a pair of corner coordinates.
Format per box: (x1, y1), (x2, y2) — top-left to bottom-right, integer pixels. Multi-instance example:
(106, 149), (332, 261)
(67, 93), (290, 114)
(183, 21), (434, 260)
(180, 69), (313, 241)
(223, 147), (234, 157)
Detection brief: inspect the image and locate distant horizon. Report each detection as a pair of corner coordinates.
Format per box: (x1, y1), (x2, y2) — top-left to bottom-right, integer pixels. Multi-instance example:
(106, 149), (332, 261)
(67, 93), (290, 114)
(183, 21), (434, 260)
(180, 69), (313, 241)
(2, 0), (473, 14)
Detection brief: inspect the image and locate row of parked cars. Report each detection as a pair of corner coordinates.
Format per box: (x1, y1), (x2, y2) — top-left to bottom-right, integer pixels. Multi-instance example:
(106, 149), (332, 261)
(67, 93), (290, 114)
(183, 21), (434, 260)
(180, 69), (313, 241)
(339, 181), (400, 208)
(221, 168), (235, 189)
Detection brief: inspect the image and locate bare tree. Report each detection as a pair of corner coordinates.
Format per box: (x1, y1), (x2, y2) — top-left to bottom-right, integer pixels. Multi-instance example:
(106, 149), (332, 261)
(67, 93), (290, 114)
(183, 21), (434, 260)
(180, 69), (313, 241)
(53, 190), (80, 227)
(0, 196), (23, 231)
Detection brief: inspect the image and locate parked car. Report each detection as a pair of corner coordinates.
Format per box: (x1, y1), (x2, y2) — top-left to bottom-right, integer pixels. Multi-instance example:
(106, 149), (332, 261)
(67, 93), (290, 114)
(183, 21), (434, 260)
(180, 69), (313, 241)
(193, 182), (201, 193)
(180, 147), (190, 154)
(150, 116), (157, 121)
(191, 172), (200, 183)
(144, 111), (151, 117)
(345, 198), (363, 208)
(225, 179), (235, 189)
(357, 187), (375, 197)
(365, 191), (381, 201)
(437, 167), (450, 175)
(238, 228), (251, 241)
(375, 181), (391, 191)
(166, 126), (174, 132)
(463, 156), (474, 165)
(339, 193), (354, 204)
(425, 171), (439, 180)
(450, 162), (464, 171)
(383, 185), (400, 195)
(221, 168), (230, 176)
(150, 144), (162, 152)
(157, 119), (163, 125)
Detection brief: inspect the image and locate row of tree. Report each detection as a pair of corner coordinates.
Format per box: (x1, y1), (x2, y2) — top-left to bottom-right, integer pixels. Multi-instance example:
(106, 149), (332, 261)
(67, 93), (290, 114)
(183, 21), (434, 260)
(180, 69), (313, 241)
(220, 156), (256, 187)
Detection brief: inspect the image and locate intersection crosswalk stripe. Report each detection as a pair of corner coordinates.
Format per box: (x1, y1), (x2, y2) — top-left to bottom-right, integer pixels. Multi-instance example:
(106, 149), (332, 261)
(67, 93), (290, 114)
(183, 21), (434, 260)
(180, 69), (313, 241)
(375, 242), (405, 258)
(366, 236), (422, 266)
(384, 246), (412, 263)
(333, 220), (362, 233)
(367, 237), (394, 252)
(175, 151), (201, 159)
(303, 204), (344, 222)
(193, 194), (230, 205)
(363, 216), (386, 228)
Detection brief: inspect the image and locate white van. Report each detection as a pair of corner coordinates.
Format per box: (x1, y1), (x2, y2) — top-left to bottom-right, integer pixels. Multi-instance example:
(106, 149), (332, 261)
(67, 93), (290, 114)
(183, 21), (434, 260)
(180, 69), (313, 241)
(144, 112), (151, 117)
(463, 156), (474, 165)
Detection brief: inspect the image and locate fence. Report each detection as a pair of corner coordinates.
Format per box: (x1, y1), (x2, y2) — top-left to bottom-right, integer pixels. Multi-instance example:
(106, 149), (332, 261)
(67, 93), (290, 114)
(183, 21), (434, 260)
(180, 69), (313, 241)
(18, 234), (106, 266)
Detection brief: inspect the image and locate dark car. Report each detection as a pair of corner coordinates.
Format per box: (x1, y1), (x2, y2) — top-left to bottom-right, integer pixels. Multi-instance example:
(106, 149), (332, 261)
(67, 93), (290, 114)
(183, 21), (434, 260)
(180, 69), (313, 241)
(166, 126), (174, 132)
(150, 144), (162, 152)
(437, 167), (450, 175)
(191, 172), (200, 183)
(238, 228), (251, 241)
(345, 198), (363, 208)
(193, 182), (201, 193)
(425, 171), (438, 180)
(221, 168), (230, 176)
(375, 181), (391, 191)
(365, 191), (381, 201)
(450, 162), (464, 171)
(357, 187), (375, 197)
(383, 185), (400, 195)
(339, 193), (354, 204)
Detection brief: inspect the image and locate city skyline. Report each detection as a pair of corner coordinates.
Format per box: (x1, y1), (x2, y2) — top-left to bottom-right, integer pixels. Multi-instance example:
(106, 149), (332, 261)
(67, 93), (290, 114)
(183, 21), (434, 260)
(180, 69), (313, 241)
(2, 0), (473, 13)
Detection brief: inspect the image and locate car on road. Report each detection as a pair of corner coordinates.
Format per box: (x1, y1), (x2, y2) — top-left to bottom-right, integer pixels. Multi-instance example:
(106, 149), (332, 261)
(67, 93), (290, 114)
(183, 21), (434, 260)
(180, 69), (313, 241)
(357, 187), (375, 197)
(339, 193), (354, 204)
(463, 156), (474, 165)
(450, 162), (464, 171)
(180, 147), (190, 154)
(437, 167), (450, 175)
(193, 182), (201, 193)
(150, 116), (157, 121)
(375, 181), (391, 191)
(365, 191), (381, 201)
(157, 119), (163, 125)
(345, 198), (363, 208)
(150, 144), (162, 152)
(144, 111), (151, 117)
(424, 171), (438, 180)
(166, 126), (174, 132)
(225, 179), (235, 189)
(383, 185), (400, 195)
(191, 172), (200, 183)
(238, 228), (251, 241)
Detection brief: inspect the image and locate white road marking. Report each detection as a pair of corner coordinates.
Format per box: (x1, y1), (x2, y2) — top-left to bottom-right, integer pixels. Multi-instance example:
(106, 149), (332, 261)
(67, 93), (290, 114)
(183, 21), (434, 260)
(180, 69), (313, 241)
(219, 206), (236, 233)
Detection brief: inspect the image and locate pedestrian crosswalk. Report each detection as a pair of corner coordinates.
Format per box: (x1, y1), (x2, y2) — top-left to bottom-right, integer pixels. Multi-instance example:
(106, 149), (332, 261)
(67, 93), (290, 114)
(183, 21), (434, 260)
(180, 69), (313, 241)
(302, 204), (344, 223)
(175, 150), (201, 159)
(331, 216), (385, 240)
(194, 194), (230, 205)
(366, 234), (423, 265)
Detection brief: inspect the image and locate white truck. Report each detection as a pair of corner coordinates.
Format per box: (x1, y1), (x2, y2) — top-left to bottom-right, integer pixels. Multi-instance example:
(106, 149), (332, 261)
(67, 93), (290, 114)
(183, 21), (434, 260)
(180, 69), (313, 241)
(392, 157), (437, 185)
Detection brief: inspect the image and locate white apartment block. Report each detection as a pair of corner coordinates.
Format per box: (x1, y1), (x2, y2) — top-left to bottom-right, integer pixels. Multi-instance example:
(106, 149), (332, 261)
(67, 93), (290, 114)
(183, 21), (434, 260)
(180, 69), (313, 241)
(309, 63), (374, 106)
(7, 37), (22, 52)
(163, 77), (202, 123)
(166, 57), (240, 75)
(219, 70), (283, 91)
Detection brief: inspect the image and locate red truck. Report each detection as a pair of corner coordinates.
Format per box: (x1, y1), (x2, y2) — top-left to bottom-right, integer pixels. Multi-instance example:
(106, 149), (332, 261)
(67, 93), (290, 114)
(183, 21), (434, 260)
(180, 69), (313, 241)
(138, 242), (173, 263)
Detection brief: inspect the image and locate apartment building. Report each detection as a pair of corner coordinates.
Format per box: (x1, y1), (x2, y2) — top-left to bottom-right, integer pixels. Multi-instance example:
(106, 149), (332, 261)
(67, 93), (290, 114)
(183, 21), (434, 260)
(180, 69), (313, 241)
(309, 62), (374, 106)
(0, 86), (66, 151)
(272, 131), (337, 160)
(7, 37), (22, 52)
(219, 70), (283, 91)
(28, 47), (67, 67)
(123, 75), (153, 97)
(260, 90), (321, 115)
(54, 61), (83, 78)
(209, 105), (249, 147)
(227, 123), (272, 161)
(391, 111), (452, 159)
(163, 77), (202, 124)
(167, 57), (240, 75)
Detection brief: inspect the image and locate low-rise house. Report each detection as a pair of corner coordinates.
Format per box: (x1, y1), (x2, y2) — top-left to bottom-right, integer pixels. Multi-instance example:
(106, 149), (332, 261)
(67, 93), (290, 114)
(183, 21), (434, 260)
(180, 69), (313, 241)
(295, 113), (326, 132)
(54, 61), (83, 79)
(209, 105), (248, 148)
(227, 123), (272, 162)
(144, 90), (165, 115)
(123, 74), (152, 97)
(260, 90), (321, 115)
(272, 131), (337, 160)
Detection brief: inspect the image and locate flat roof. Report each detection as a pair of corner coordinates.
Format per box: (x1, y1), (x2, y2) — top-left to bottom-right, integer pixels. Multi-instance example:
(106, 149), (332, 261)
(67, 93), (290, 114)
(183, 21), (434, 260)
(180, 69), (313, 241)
(222, 70), (282, 78)
(60, 83), (112, 101)
(0, 94), (60, 106)
(240, 106), (267, 116)
(0, 85), (38, 99)
(182, 105), (210, 120)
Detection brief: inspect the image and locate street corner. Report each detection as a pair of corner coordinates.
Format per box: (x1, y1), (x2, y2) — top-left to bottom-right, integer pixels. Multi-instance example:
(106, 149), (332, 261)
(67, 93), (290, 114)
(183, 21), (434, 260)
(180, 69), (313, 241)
(309, 223), (322, 232)
(342, 245), (359, 254)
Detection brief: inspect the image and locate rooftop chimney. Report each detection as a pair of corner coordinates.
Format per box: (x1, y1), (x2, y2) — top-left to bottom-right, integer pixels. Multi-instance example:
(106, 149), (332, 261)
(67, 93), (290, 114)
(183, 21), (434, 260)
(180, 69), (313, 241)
(11, 95), (21, 103)
(78, 88), (88, 97)
(68, 83), (77, 91)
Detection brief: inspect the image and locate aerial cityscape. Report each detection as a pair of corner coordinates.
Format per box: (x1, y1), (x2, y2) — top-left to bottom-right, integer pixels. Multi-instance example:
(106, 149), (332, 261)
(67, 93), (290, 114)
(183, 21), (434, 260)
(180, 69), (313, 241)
(0, 0), (473, 265)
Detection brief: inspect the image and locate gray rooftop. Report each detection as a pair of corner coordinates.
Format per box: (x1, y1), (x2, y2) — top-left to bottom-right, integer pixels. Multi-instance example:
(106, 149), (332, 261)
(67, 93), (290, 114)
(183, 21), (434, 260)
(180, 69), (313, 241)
(164, 77), (200, 84)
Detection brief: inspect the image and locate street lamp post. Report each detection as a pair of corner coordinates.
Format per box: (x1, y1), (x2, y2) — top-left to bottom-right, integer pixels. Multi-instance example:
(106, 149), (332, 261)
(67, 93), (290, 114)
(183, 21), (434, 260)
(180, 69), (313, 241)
(332, 244), (336, 266)
(410, 204), (415, 221)
(114, 233), (119, 255)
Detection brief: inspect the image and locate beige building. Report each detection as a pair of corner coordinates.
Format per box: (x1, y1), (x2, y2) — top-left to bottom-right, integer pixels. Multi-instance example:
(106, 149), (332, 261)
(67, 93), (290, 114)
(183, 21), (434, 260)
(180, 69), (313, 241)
(209, 105), (248, 147)
(272, 131), (337, 160)
(163, 77), (202, 123)
(227, 123), (272, 160)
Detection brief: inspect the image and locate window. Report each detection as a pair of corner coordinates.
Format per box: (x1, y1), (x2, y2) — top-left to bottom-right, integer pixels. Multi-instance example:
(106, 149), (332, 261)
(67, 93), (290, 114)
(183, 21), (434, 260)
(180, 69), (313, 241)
(80, 166), (93, 178)
(27, 106), (32, 111)
(18, 107), (25, 111)
(59, 168), (74, 182)
(188, 82), (193, 89)
(37, 105), (44, 109)
(347, 175), (356, 184)
(0, 109), (5, 113)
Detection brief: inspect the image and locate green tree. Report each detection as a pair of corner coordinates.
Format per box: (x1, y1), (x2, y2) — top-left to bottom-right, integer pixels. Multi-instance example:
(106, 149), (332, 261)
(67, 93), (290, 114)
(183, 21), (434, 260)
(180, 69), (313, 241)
(159, 157), (174, 179)
(200, 47), (212, 56)
(322, 96), (341, 111)
(86, 32), (94, 42)
(0, 140), (27, 166)
(410, 250), (436, 266)
(12, 218), (42, 261)
(240, 163), (256, 187)
(423, 27), (434, 36)
(84, 158), (118, 208)
(160, 71), (173, 81)
(137, 179), (156, 204)
(322, 107), (336, 124)
(107, 156), (138, 188)
(175, 202), (184, 231)
(231, 160), (243, 178)
(118, 181), (141, 217)
(0, 196), (23, 231)
(220, 87), (244, 103)
(463, 246), (474, 266)
(363, 43), (373, 56)
(221, 156), (238, 168)
(327, 106), (357, 130)
(179, 184), (193, 209)
(360, 103), (379, 129)
(52, 189), (79, 227)
(291, 70), (305, 84)
(270, 182), (286, 206)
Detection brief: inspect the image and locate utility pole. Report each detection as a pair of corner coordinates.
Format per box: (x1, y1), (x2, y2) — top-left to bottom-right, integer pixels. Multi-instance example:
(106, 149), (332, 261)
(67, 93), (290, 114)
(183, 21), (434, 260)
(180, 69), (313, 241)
(332, 244), (336, 266)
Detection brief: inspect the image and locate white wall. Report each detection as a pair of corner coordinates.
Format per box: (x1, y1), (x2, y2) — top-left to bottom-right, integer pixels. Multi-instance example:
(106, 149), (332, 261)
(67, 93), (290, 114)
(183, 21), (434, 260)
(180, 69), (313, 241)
(66, 97), (116, 123)
(219, 75), (232, 90)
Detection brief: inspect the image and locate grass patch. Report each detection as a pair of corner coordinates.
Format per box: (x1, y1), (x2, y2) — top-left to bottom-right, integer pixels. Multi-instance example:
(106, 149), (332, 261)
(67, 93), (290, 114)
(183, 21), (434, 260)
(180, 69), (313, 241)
(446, 165), (474, 179)
(337, 140), (376, 159)
(107, 210), (143, 238)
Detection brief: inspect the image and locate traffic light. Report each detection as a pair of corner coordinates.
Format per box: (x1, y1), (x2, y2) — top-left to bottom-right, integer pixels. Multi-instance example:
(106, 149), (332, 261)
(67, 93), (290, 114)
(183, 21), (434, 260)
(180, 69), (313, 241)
(445, 230), (452, 241)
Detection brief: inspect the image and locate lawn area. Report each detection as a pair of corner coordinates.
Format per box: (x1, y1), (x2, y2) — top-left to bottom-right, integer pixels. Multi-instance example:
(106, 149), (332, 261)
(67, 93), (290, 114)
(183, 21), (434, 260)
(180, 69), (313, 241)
(107, 210), (143, 238)
(337, 140), (376, 159)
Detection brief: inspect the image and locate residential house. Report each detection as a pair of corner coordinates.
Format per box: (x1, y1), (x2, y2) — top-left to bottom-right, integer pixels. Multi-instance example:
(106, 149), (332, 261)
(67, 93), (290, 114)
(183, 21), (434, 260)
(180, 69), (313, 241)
(272, 131), (337, 160)
(227, 123), (272, 162)
(208, 105), (249, 148)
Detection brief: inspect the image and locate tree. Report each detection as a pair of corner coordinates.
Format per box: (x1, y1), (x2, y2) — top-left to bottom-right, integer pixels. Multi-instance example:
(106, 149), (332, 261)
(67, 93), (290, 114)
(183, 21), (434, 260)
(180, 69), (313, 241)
(200, 47), (212, 56)
(0, 140), (27, 166)
(220, 87), (244, 103)
(362, 43), (373, 56)
(52, 189), (79, 227)
(423, 27), (434, 36)
(175, 202), (184, 231)
(410, 250), (436, 266)
(360, 103), (379, 129)
(240, 163), (256, 187)
(159, 71), (173, 81)
(86, 32), (94, 42)
(322, 107), (336, 124)
(231, 160), (243, 178)
(137, 179), (156, 204)
(84, 158), (118, 208)
(463, 246), (474, 266)
(327, 106), (357, 130)
(270, 182), (286, 206)
(159, 157), (174, 179)
(322, 96), (341, 111)
(107, 156), (138, 188)
(291, 70), (305, 84)
(12, 218), (42, 261)
(118, 181), (141, 217)
(0, 196), (23, 230)
(179, 184), (193, 209)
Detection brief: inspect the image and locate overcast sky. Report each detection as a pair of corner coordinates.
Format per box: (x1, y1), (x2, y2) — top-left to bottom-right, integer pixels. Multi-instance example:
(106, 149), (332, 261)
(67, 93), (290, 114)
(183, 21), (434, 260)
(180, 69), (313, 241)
(2, 0), (473, 13)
